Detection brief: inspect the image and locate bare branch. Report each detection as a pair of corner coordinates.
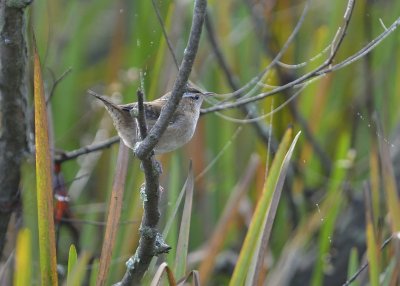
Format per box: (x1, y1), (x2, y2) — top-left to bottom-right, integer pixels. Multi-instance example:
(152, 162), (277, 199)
(54, 136), (120, 164)
(117, 89), (169, 285)
(134, 0), (207, 159)
(203, 11), (279, 151)
(202, 0), (400, 114)
(209, 0), (311, 102)
(320, 16), (400, 74)
(203, 6), (300, 223)
(327, 0), (355, 62)
(118, 1), (208, 283)
(202, 3), (400, 115)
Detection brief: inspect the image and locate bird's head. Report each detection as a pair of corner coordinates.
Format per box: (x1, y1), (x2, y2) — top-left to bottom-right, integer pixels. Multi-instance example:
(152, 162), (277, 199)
(180, 84), (214, 112)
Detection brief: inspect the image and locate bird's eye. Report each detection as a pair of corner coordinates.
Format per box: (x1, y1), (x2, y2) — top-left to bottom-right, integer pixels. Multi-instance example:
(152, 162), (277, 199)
(192, 95), (200, 100)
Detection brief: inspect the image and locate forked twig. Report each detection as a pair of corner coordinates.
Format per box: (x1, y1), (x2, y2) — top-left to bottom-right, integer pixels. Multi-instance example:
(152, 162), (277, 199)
(46, 67), (73, 104)
(118, 2), (207, 283)
(118, 90), (168, 285)
(201, 1), (400, 113)
(134, 0), (208, 159)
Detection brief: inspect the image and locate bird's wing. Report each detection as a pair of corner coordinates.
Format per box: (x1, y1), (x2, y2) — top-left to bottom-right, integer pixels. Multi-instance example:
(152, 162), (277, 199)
(120, 102), (137, 112)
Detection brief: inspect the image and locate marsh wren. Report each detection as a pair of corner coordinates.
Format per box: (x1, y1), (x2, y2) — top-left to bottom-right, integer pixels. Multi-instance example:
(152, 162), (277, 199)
(90, 85), (213, 154)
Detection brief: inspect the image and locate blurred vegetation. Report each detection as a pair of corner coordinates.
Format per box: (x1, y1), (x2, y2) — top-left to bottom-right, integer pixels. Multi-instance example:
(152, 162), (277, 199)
(2, 0), (400, 285)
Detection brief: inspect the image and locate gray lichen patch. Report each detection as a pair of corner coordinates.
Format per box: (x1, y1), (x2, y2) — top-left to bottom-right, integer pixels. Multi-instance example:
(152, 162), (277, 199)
(125, 252), (140, 270)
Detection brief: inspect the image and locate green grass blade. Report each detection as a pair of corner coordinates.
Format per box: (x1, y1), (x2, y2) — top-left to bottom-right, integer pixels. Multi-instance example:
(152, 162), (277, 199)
(14, 228), (32, 286)
(67, 244), (78, 286)
(166, 156), (181, 266)
(346, 248), (359, 286)
(246, 131), (301, 285)
(199, 154), (261, 285)
(89, 259), (99, 286)
(365, 218), (380, 286)
(375, 115), (400, 233)
(163, 169), (189, 239)
(174, 162), (194, 279)
(311, 132), (351, 286)
(63, 252), (91, 286)
(20, 162), (39, 282)
(364, 184), (380, 286)
(33, 38), (58, 286)
(381, 257), (397, 286)
(229, 127), (295, 286)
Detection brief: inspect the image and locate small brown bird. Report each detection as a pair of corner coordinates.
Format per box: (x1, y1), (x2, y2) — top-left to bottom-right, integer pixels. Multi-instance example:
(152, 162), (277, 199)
(89, 85), (213, 154)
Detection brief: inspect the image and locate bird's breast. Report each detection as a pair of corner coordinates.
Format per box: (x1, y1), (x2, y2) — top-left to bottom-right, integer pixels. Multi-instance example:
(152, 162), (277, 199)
(154, 112), (199, 154)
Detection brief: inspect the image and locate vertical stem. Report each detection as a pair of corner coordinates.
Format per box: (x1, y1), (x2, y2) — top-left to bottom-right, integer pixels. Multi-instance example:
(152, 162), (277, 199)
(97, 142), (129, 286)
(0, 0), (31, 255)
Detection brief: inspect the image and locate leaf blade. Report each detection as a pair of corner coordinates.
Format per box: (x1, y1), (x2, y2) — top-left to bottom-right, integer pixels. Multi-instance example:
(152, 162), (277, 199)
(247, 131), (301, 285)
(229, 127), (295, 286)
(14, 228), (32, 286)
(33, 38), (58, 286)
(174, 162), (194, 279)
(67, 244), (78, 286)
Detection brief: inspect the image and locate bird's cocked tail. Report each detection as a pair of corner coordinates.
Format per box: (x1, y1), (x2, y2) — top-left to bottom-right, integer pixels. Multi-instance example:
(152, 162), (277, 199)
(89, 90), (138, 149)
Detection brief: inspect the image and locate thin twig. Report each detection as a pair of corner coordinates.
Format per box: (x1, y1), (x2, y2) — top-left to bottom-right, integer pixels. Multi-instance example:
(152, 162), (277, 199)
(329, 0), (355, 62)
(205, 4), (400, 114)
(54, 136), (120, 164)
(46, 67), (72, 104)
(242, 0), (332, 175)
(201, 0), (345, 112)
(203, 8), (300, 224)
(203, 11), (279, 152)
(151, 0), (180, 70)
(319, 16), (400, 75)
(195, 126), (243, 181)
(134, 0), (208, 159)
(343, 236), (393, 286)
(201, 0), (400, 114)
(136, 90), (148, 139)
(210, 0), (311, 102)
